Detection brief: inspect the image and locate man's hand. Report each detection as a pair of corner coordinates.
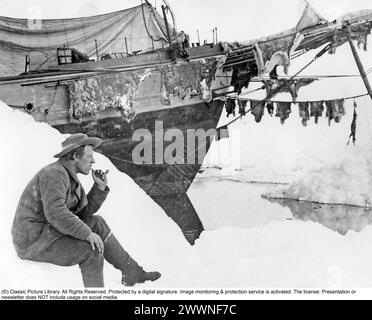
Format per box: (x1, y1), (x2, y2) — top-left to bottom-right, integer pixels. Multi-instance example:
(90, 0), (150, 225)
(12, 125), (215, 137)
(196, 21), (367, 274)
(92, 169), (109, 191)
(86, 232), (104, 253)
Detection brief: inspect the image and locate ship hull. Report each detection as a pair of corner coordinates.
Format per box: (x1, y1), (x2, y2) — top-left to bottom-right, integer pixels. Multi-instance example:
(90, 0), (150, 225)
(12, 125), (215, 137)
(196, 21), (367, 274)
(0, 52), (231, 244)
(54, 100), (225, 244)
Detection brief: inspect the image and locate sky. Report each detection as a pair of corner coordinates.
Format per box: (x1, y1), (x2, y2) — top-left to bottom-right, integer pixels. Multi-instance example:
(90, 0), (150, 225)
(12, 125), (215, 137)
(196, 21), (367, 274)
(1, 0), (372, 42)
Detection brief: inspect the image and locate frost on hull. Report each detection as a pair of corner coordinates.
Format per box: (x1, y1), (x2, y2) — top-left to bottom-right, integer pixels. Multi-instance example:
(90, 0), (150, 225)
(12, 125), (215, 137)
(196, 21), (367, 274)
(67, 70), (153, 122)
(67, 57), (223, 122)
(160, 58), (221, 104)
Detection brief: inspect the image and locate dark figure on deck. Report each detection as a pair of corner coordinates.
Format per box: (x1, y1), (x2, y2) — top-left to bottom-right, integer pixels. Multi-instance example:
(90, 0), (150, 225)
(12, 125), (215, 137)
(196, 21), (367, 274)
(176, 30), (190, 60)
(11, 133), (161, 287)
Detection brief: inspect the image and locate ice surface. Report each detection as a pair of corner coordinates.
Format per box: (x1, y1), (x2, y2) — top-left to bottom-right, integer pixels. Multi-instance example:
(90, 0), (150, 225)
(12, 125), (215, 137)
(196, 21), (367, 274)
(1, 76), (372, 288)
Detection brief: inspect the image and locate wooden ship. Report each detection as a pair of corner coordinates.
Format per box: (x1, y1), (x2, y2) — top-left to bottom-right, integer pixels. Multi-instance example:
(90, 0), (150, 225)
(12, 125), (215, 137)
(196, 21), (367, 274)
(0, 1), (371, 244)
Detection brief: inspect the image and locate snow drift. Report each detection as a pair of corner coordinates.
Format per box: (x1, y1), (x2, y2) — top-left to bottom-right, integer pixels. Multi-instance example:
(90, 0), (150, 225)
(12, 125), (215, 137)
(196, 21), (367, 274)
(2, 99), (372, 289)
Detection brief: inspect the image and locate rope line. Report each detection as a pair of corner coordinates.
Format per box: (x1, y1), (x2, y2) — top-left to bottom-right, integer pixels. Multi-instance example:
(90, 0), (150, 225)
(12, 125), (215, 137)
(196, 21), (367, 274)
(223, 92), (369, 104)
(141, 1), (166, 43)
(216, 72), (371, 80)
(219, 43), (333, 128)
(95, 37), (155, 42)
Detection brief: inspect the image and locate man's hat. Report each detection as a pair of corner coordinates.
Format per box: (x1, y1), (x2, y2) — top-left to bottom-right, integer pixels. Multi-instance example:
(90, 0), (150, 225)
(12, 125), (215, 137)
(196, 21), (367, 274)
(54, 133), (102, 158)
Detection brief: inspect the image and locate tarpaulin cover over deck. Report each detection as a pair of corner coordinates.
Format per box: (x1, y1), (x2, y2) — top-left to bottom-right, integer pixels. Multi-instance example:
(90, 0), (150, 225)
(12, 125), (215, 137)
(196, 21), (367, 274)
(0, 4), (169, 76)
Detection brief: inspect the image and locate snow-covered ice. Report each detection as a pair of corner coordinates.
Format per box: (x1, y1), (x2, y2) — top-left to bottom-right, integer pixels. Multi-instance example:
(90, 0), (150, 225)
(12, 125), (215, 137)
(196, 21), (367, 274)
(2, 92), (372, 289)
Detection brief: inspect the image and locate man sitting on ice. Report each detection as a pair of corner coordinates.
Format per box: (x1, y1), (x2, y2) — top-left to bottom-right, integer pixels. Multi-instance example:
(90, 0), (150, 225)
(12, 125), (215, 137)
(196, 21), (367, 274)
(11, 133), (161, 287)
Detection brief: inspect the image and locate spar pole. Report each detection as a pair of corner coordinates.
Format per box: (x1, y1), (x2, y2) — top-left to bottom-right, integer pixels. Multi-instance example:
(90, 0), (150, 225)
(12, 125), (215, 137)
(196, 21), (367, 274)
(347, 26), (372, 102)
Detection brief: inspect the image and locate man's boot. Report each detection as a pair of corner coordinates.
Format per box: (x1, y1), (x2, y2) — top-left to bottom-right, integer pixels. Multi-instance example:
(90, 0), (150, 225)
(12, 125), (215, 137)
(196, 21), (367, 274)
(121, 263), (161, 287)
(104, 234), (161, 286)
